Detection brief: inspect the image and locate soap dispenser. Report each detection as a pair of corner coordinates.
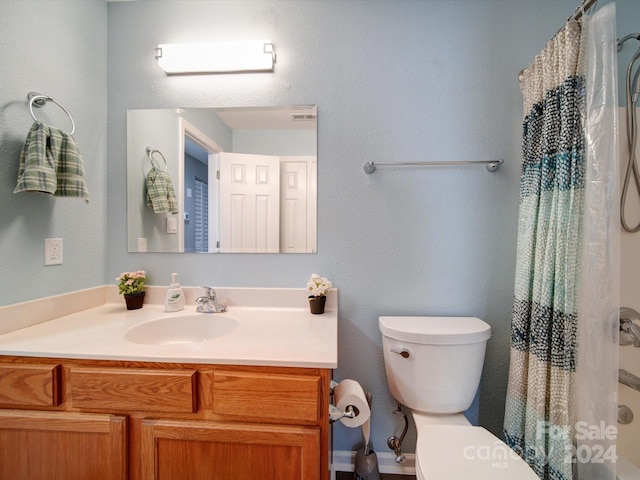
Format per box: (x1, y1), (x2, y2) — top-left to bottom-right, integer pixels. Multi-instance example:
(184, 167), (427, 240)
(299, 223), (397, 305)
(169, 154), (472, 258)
(164, 273), (185, 312)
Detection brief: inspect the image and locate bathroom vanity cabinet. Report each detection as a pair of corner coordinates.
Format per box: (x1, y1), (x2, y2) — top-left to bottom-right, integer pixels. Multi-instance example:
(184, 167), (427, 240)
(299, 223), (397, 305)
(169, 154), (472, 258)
(0, 356), (331, 480)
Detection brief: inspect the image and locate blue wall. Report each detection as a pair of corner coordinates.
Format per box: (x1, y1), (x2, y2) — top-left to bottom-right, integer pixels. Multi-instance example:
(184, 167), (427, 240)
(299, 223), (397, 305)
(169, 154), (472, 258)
(1, 0), (639, 457)
(0, 0), (107, 305)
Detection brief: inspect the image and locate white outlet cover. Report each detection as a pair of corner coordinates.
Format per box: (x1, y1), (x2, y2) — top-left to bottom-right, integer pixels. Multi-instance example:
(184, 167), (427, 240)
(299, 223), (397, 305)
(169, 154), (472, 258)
(44, 238), (63, 266)
(166, 217), (178, 234)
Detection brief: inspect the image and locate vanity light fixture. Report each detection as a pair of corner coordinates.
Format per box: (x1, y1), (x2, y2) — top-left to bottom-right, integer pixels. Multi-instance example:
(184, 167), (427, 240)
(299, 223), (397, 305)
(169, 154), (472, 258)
(155, 41), (276, 75)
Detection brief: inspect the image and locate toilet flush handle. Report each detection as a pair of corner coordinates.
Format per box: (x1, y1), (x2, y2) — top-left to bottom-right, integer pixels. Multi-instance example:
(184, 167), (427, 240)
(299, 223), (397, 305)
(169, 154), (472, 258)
(390, 347), (410, 358)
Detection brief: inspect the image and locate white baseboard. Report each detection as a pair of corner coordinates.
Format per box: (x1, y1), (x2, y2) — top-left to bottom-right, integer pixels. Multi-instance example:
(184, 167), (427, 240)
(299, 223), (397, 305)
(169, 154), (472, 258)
(332, 450), (416, 476)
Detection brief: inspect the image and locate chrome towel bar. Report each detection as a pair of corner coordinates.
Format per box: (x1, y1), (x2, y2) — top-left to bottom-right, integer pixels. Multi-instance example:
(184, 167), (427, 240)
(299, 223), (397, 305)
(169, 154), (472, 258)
(146, 146), (168, 171)
(28, 91), (76, 135)
(620, 368), (640, 393)
(363, 159), (503, 174)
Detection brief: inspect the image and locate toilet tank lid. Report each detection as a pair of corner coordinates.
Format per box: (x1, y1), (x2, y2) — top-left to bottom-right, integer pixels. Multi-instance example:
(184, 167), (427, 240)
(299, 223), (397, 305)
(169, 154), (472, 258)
(379, 316), (491, 344)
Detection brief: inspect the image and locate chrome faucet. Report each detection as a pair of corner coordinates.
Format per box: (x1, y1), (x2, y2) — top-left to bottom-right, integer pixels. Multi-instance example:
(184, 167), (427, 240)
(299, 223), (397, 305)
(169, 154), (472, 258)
(195, 286), (227, 313)
(620, 307), (640, 347)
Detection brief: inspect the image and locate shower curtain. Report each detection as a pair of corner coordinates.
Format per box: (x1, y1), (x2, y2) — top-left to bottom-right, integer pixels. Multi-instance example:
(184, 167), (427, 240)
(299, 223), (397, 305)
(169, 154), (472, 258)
(503, 4), (618, 480)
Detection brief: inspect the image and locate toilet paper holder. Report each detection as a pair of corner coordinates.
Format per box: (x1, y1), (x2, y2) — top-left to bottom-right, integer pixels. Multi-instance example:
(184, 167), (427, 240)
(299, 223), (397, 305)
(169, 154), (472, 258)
(329, 380), (360, 423)
(329, 404), (358, 423)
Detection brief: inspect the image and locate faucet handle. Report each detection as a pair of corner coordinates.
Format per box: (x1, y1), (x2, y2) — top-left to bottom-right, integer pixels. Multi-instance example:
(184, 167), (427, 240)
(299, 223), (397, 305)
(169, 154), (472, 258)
(621, 318), (640, 347)
(201, 286), (216, 299)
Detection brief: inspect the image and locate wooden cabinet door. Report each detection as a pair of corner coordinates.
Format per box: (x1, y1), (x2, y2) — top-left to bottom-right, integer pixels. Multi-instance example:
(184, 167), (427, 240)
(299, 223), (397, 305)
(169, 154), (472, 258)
(141, 418), (320, 480)
(0, 410), (127, 480)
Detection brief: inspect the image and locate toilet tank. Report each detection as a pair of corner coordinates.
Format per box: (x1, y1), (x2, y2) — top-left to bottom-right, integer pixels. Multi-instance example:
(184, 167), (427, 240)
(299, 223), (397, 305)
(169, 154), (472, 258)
(379, 316), (491, 414)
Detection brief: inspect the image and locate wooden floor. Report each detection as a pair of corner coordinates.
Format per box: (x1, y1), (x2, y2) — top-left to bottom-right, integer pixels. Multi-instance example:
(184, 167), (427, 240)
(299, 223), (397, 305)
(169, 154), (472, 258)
(336, 473), (415, 480)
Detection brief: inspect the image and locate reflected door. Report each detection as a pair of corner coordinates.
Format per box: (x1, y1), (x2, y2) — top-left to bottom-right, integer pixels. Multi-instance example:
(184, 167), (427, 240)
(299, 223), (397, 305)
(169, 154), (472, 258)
(280, 159), (309, 253)
(219, 152), (280, 253)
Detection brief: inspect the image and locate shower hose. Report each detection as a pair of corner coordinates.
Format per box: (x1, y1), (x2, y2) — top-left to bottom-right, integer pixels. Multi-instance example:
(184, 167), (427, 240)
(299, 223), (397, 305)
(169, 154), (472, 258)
(620, 34), (640, 232)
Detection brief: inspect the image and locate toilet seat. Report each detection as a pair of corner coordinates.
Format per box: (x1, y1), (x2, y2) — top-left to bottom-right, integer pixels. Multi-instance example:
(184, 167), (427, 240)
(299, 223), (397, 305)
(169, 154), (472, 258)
(416, 425), (538, 479)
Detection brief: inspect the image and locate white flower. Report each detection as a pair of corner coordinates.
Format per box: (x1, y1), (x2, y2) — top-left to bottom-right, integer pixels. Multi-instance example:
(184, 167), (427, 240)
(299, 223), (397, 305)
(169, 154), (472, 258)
(306, 273), (333, 297)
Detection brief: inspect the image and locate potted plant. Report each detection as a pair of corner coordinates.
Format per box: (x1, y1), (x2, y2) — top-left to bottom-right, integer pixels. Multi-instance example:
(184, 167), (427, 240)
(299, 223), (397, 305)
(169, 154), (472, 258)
(116, 270), (147, 310)
(306, 273), (332, 314)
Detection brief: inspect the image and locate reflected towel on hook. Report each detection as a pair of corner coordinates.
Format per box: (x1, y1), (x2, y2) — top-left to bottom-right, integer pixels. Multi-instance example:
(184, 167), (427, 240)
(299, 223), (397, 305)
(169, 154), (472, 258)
(145, 167), (179, 214)
(13, 121), (89, 202)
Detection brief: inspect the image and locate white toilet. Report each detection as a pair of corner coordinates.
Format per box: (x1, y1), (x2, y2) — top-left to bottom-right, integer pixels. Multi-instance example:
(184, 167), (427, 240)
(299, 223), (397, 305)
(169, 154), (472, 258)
(379, 316), (538, 479)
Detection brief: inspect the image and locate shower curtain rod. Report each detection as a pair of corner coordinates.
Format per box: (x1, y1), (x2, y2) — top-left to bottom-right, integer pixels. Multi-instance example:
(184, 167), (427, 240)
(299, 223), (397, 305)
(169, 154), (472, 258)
(518, 0), (598, 82)
(569, 0), (597, 22)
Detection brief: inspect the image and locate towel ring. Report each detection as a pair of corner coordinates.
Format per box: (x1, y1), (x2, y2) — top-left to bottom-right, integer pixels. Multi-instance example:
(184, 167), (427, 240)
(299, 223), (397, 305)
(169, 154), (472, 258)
(146, 147), (168, 171)
(28, 92), (76, 135)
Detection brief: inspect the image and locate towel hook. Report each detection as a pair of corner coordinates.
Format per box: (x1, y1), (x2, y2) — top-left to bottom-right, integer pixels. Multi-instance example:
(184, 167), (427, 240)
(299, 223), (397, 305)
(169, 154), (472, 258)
(27, 91), (76, 135)
(146, 146), (168, 171)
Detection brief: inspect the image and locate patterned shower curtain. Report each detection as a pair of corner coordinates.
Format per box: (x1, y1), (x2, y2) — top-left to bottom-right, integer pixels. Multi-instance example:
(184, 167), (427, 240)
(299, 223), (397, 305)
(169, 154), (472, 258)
(503, 18), (587, 480)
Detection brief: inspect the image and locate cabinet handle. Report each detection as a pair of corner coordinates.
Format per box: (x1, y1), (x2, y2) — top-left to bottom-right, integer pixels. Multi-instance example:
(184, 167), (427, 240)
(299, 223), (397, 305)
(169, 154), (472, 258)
(390, 348), (410, 359)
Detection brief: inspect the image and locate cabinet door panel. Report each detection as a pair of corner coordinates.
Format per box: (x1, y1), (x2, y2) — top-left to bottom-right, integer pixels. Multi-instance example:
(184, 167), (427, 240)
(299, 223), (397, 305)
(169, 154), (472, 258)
(0, 410), (127, 480)
(141, 418), (320, 480)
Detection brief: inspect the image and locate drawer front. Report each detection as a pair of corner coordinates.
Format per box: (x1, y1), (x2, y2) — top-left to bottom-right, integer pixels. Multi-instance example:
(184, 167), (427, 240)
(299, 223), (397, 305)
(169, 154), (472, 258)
(69, 367), (196, 413)
(212, 371), (321, 423)
(0, 363), (60, 407)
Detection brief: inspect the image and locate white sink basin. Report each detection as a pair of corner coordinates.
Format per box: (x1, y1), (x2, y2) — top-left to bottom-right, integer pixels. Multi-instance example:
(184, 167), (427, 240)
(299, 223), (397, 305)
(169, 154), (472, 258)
(124, 314), (238, 345)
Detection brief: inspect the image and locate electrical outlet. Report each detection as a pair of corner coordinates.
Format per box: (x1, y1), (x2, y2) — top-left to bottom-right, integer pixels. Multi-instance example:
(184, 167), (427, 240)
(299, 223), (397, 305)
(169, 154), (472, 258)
(166, 217), (178, 234)
(45, 238), (63, 266)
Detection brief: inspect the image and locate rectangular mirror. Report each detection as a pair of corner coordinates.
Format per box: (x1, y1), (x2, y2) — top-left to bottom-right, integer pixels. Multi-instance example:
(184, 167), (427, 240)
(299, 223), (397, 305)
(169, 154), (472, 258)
(127, 105), (317, 253)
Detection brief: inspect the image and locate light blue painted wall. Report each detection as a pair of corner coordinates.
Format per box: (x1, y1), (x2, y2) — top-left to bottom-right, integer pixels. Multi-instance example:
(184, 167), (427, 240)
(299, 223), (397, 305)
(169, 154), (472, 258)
(1, 0), (639, 458)
(107, 0), (640, 455)
(0, 0), (107, 306)
(106, 0), (609, 454)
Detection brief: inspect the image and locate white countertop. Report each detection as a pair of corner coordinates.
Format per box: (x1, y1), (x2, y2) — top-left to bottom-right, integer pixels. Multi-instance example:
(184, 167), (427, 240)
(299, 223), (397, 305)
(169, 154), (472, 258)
(0, 286), (338, 369)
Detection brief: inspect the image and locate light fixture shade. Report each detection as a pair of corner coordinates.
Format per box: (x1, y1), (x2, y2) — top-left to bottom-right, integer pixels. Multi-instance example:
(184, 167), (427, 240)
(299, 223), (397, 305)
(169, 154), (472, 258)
(156, 41), (276, 74)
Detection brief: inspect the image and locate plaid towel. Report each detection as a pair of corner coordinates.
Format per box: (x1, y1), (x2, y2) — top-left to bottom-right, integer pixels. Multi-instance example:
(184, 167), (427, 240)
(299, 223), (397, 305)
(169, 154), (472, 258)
(13, 121), (89, 202)
(146, 167), (179, 214)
